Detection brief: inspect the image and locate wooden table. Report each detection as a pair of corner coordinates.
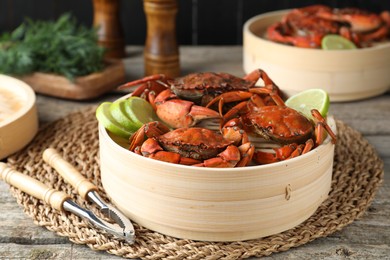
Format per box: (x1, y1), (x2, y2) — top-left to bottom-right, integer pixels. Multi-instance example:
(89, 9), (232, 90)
(1, 46), (389, 259)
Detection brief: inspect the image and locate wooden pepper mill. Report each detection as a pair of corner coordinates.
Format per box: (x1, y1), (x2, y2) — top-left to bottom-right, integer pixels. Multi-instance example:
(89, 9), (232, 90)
(93, 0), (126, 59)
(143, 0), (180, 77)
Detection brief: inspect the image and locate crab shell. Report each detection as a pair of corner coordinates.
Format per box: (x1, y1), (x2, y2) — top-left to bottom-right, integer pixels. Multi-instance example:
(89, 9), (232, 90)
(244, 106), (314, 145)
(286, 5), (340, 36)
(169, 72), (255, 104)
(157, 127), (234, 160)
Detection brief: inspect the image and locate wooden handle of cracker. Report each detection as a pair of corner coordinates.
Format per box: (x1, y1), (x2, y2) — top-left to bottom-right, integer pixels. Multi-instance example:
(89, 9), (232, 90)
(0, 162), (69, 211)
(42, 148), (98, 200)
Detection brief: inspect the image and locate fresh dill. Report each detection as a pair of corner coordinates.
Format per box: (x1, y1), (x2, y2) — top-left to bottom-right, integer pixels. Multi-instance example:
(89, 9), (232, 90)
(0, 13), (106, 80)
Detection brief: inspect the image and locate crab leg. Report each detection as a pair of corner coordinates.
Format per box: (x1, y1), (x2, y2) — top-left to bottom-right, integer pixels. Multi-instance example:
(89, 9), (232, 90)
(244, 69), (282, 96)
(359, 25), (389, 43)
(206, 91), (252, 116)
(253, 144), (297, 164)
(117, 75), (170, 104)
(117, 74), (170, 90)
(206, 68), (284, 114)
(216, 95), (266, 126)
(124, 81), (167, 105)
(194, 145), (241, 167)
(140, 138), (201, 165)
(249, 88), (285, 106)
(302, 139), (314, 154)
(129, 121), (170, 151)
(207, 87), (284, 116)
(220, 118), (254, 167)
(243, 69), (275, 87)
(311, 109), (337, 145)
(236, 142), (255, 167)
(253, 139), (313, 165)
(221, 101), (248, 123)
(206, 90), (261, 115)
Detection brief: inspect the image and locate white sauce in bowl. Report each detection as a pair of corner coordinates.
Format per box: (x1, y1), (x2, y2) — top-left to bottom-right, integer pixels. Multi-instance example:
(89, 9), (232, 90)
(0, 88), (23, 123)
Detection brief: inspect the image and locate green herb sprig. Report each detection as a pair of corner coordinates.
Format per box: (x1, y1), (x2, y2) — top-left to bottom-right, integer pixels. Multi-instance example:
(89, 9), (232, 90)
(0, 13), (105, 80)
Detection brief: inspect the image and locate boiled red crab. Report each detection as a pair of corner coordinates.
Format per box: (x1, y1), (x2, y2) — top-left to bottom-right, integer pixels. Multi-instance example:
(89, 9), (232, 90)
(317, 7), (390, 46)
(118, 75), (221, 129)
(207, 88), (337, 164)
(128, 121), (247, 167)
(117, 69), (281, 129)
(267, 5), (340, 48)
(267, 4), (390, 48)
(118, 69), (280, 106)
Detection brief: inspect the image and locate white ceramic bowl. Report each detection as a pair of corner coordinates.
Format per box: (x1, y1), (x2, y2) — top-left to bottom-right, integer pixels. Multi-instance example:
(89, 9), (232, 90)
(98, 104), (337, 241)
(0, 75), (38, 160)
(243, 10), (390, 102)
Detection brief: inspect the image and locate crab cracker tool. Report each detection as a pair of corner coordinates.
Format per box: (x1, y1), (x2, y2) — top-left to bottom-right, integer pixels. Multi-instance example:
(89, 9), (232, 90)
(0, 156), (134, 243)
(41, 148), (135, 243)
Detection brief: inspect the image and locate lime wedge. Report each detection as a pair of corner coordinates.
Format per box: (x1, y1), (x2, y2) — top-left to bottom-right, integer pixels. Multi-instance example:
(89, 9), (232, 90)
(321, 34), (357, 50)
(96, 102), (133, 138)
(110, 100), (139, 132)
(285, 89), (330, 120)
(123, 97), (159, 128)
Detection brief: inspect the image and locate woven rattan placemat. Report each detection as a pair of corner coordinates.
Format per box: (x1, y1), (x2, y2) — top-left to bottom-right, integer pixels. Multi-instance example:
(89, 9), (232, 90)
(5, 106), (384, 259)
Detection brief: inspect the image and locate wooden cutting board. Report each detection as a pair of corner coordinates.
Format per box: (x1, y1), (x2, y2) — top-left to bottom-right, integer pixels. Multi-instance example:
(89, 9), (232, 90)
(19, 60), (126, 100)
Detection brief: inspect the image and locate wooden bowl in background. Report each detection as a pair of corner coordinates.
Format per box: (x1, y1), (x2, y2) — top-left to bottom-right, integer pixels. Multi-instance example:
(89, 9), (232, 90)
(18, 60), (126, 100)
(0, 75), (38, 160)
(243, 10), (390, 102)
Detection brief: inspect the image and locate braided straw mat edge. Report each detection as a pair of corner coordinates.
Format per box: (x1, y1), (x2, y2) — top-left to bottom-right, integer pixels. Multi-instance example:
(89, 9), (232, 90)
(6, 106), (384, 260)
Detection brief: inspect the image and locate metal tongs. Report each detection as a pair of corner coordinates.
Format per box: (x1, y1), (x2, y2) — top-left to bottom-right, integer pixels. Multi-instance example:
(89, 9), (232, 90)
(0, 148), (135, 243)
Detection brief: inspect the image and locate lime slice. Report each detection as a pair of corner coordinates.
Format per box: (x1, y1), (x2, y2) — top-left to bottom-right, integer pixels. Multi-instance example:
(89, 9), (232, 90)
(110, 100), (139, 132)
(123, 97), (159, 128)
(285, 89), (330, 120)
(321, 34), (357, 50)
(96, 102), (133, 139)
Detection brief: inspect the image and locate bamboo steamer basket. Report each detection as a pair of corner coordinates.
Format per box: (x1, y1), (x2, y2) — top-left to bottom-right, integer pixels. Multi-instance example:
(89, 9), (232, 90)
(99, 107), (337, 241)
(243, 10), (390, 102)
(0, 75), (38, 160)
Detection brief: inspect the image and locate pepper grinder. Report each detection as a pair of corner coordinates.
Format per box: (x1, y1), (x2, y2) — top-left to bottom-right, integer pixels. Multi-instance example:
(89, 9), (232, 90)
(93, 0), (126, 59)
(143, 0), (180, 77)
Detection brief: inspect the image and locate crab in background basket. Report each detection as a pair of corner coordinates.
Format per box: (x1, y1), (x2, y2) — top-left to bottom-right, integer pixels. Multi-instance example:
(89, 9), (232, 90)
(266, 4), (390, 48)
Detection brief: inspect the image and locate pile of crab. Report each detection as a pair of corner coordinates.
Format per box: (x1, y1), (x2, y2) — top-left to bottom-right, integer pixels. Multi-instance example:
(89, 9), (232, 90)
(266, 4), (390, 48)
(119, 69), (337, 168)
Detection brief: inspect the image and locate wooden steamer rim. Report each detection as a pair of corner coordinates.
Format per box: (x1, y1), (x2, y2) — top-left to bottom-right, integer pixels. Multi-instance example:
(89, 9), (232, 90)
(99, 112), (337, 241)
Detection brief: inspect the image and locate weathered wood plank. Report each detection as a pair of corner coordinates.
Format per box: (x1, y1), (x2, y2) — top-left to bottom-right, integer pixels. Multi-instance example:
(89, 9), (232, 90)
(1, 46), (389, 259)
(0, 243), (120, 259)
(264, 240), (390, 259)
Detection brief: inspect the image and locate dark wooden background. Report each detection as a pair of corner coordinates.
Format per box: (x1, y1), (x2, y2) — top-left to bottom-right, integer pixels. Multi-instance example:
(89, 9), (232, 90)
(1, 0), (389, 45)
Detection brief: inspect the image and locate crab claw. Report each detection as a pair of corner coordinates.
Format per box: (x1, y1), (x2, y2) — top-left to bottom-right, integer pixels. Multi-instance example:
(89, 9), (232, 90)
(140, 138), (201, 165)
(253, 143), (301, 164)
(129, 121), (170, 151)
(194, 145), (241, 167)
(236, 142), (255, 167)
(156, 99), (220, 129)
(117, 74), (169, 90)
(154, 90), (221, 129)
